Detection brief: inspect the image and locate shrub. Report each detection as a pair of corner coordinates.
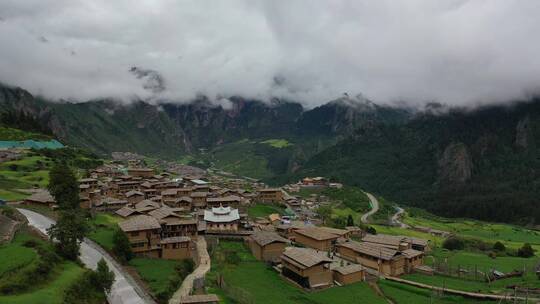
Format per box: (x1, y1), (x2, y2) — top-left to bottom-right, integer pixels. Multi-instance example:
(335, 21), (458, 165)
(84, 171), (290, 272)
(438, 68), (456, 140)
(443, 237), (465, 251)
(366, 226), (377, 235)
(518, 243), (534, 258)
(493, 241), (506, 252)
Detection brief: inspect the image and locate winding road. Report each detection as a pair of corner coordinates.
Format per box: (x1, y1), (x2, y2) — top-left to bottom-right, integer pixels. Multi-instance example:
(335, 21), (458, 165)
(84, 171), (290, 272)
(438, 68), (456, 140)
(360, 192), (379, 224)
(390, 206), (410, 228)
(17, 208), (154, 304)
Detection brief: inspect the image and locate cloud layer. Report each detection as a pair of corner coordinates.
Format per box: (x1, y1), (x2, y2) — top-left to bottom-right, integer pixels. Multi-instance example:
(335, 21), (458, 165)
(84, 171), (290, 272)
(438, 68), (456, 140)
(0, 0), (539, 107)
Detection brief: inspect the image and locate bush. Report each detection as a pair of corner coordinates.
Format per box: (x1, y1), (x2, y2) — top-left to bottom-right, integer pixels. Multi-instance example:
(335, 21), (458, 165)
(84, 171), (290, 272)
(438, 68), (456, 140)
(366, 226), (377, 235)
(443, 237), (465, 251)
(493, 241), (506, 252)
(518, 243), (534, 258)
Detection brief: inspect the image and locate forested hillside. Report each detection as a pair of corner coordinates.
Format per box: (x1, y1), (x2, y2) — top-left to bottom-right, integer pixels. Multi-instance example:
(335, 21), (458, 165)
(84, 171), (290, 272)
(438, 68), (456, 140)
(293, 100), (540, 224)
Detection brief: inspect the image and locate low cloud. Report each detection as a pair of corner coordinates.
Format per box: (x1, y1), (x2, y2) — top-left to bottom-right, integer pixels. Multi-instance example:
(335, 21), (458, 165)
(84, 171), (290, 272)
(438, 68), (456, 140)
(0, 0), (539, 107)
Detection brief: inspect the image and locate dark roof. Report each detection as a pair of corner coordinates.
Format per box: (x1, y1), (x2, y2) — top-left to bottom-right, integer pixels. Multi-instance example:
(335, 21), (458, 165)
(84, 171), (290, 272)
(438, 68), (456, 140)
(333, 264), (364, 275)
(281, 247), (332, 269)
(249, 231), (290, 246)
(295, 227), (339, 241)
(118, 215), (161, 232)
(337, 241), (400, 261)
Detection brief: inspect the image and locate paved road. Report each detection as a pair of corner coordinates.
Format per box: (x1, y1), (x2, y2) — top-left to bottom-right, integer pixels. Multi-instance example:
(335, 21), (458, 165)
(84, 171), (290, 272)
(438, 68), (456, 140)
(361, 192), (379, 224)
(17, 208), (154, 304)
(169, 237), (211, 304)
(390, 206), (410, 228)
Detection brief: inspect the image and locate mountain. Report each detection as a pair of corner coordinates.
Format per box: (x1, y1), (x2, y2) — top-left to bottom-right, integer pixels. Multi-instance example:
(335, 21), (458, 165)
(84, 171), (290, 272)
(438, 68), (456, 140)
(293, 100), (540, 224)
(0, 84), (411, 167)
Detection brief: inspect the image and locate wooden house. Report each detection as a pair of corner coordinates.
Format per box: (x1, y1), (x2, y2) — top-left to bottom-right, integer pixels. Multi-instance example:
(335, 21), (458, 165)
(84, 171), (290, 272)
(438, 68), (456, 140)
(118, 215), (162, 258)
(280, 247), (333, 289)
(247, 231), (290, 262)
(160, 236), (191, 260)
(257, 188), (283, 203)
(292, 227), (339, 251)
(336, 241), (406, 276)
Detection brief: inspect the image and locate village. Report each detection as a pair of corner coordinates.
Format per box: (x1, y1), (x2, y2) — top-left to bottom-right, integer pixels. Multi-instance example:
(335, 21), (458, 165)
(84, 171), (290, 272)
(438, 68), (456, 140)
(18, 156), (433, 304)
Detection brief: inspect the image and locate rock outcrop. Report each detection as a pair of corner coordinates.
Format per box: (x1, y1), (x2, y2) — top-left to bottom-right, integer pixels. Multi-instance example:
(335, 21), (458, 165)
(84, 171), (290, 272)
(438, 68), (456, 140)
(438, 142), (473, 184)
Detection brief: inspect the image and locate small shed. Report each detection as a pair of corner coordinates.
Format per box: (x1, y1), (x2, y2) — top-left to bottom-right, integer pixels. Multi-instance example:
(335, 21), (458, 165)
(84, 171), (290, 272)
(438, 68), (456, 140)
(333, 264), (365, 285)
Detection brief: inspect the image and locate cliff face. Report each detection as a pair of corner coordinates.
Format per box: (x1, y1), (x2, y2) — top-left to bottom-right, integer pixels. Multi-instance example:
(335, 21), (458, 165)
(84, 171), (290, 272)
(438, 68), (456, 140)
(438, 142), (473, 184)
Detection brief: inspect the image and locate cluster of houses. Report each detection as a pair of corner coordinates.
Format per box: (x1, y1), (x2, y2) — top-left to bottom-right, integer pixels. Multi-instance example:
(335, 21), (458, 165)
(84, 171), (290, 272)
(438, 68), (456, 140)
(245, 222), (429, 290)
(23, 163), (286, 261)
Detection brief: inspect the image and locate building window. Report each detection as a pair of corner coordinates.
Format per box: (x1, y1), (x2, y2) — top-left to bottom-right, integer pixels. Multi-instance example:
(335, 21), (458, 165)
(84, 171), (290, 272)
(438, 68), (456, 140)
(130, 232), (138, 237)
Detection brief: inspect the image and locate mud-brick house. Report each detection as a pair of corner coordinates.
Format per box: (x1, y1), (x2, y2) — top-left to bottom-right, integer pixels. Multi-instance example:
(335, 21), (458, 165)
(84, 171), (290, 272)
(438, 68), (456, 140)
(118, 215), (162, 258)
(280, 247), (333, 289)
(160, 236), (191, 260)
(247, 231), (290, 262)
(335, 241), (406, 276)
(292, 227), (340, 251)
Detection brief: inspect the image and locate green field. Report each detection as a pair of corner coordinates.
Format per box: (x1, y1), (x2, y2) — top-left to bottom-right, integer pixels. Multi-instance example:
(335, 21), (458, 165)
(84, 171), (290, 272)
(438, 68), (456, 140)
(247, 203), (285, 218)
(260, 139), (292, 148)
(0, 154), (53, 201)
(0, 262), (85, 304)
(208, 140), (273, 180)
(208, 241), (386, 304)
(0, 230), (86, 304)
(129, 258), (182, 297)
(88, 213), (122, 251)
(0, 232), (39, 277)
(404, 209), (540, 250)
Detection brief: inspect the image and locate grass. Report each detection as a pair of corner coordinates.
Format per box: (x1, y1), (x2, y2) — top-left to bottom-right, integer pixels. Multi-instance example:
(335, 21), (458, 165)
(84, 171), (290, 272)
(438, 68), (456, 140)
(209, 140), (272, 180)
(88, 213), (122, 251)
(208, 240), (386, 304)
(0, 229), (86, 304)
(378, 280), (493, 304)
(0, 127), (52, 141)
(260, 139), (292, 148)
(427, 247), (540, 273)
(0, 154), (53, 201)
(0, 262), (85, 304)
(247, 203), (285, 218)
(129, 258), (182, 296)
(0, 232), (39, 277)
(404, 208), (540, 250)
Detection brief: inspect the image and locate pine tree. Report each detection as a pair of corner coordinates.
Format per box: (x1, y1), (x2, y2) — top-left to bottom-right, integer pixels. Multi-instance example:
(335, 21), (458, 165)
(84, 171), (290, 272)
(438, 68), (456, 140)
(112, 228), (134, 263)
(95, 259), (115, 293)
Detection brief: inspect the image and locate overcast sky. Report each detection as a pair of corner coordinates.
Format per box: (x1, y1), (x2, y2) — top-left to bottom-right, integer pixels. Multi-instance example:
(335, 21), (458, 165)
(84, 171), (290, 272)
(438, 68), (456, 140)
(0, 0), (539, 107)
